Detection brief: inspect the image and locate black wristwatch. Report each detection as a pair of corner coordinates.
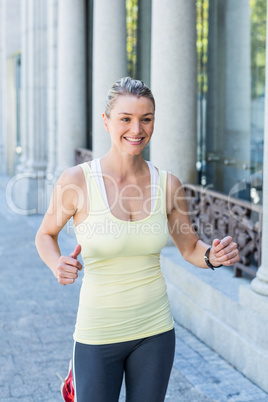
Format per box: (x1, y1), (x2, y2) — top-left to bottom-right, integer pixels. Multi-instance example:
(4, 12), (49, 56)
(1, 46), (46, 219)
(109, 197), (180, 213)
(204, 247), (222, 270)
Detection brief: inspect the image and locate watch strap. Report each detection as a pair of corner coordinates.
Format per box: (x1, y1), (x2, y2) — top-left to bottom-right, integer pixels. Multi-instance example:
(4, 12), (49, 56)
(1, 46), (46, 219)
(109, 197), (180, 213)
(204, 247), (222, 270)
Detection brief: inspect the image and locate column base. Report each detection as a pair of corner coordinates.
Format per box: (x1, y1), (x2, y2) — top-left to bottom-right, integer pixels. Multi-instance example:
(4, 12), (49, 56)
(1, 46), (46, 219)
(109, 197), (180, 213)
(0, 145), (6, 174)
(251, 276), (268, 297)
(6, 169), (46, 215)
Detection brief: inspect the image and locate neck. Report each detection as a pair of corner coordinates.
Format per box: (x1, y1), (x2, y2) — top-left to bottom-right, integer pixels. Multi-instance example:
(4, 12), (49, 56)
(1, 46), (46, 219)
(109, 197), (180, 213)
(101, 149), (147, 179)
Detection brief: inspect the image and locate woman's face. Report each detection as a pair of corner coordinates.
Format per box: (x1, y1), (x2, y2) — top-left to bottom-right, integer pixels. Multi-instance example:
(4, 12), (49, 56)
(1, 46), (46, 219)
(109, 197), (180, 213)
(103, 95), (155, 156)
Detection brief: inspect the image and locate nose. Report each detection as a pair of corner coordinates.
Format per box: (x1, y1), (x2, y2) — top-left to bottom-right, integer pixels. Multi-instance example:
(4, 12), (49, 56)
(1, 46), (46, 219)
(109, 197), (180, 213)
(130, 119), (142, 134)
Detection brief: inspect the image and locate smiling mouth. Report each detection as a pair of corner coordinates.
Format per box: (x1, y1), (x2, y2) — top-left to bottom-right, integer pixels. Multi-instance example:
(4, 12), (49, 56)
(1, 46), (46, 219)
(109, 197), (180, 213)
(124, 137), (145, 144)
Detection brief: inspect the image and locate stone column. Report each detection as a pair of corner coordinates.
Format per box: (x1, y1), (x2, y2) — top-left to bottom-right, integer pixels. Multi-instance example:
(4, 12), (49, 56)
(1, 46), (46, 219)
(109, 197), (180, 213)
(18, 0), (29, 173)
(46, 0), (58, 175)
(92, 0), (127, 158)
(56, 0), (87, 172)
(11, 0), (48, 215)
(251, 2), (268, 296)
(0, 0), (21, 175)
(44, 0), (58, 211)
(26, 0), (47, 173)
(0, 0), (6, 174)
(150, 0), (197, 183)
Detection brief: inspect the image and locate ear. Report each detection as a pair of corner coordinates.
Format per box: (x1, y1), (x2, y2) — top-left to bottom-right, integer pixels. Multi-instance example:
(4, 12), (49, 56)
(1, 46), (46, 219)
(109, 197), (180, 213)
(102, 113), (110, 133)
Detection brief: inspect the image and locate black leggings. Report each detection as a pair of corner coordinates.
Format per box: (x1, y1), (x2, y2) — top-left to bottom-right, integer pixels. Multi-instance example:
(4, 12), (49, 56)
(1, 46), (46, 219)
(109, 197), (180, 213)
(73, 329), (175, 402)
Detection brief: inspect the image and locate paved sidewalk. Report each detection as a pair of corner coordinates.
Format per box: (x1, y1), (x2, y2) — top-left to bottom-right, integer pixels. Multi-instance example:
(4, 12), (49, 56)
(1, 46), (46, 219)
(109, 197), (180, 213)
(0, 175), (268, 402)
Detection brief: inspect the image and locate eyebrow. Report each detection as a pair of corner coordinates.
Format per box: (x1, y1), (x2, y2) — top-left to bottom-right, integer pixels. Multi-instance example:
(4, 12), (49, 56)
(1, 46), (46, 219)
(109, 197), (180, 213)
(118, 112), (154, 116)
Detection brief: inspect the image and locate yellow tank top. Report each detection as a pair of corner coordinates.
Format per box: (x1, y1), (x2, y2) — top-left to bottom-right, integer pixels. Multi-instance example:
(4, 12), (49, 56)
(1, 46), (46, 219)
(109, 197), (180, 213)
(73, 162), (174, 345)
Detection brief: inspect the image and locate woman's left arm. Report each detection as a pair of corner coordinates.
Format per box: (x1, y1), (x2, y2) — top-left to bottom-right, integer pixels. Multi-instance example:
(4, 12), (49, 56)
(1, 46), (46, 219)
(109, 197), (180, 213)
(166, 173), (239, 269)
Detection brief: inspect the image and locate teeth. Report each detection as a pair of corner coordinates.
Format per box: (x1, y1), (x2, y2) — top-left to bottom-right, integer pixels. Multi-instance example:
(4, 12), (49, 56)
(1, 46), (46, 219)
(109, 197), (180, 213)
(125, 137), (142, 142)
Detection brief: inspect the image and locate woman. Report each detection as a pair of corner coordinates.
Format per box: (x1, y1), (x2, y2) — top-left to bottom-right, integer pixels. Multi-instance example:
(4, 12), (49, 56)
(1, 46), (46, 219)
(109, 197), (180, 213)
(35, 77), (239, 402)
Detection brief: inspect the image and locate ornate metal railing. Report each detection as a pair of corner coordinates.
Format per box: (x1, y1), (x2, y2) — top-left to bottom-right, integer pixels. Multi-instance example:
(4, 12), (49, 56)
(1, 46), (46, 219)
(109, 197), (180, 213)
(183, 184), (262, 278)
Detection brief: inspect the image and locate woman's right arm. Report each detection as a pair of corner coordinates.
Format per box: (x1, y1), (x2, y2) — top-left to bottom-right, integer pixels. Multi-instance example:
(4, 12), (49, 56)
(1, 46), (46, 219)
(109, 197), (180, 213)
(35, 166), (84, 285)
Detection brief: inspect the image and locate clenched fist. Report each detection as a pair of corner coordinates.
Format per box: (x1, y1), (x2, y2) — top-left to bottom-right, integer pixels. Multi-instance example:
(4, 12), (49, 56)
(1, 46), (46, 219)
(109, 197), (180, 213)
(56, 244), (83, 285)
(209, 237), (239, 267)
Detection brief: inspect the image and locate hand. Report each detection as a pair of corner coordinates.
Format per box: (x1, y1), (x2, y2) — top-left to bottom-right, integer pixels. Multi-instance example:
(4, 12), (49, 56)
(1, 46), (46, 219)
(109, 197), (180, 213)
(56, 244), (83, 285)
(210, 236), (239, 267)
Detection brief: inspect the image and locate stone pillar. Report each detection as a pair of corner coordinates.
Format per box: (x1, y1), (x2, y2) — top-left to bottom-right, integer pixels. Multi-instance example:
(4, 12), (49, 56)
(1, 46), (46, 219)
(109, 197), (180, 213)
(26, 0), (47, 173)
(18, 0), (29, 173)
(0, 0), (21, 175)
(11, 0), (48, 215)
(44, 0), (58, 211)
(0, 0), (6, 174)
(251, 2), (268, 296)
(92, 0), (127, 158)
(56, 0), (87, 172)
(47, 0), (58, 175)
(150, 0), (197, 183)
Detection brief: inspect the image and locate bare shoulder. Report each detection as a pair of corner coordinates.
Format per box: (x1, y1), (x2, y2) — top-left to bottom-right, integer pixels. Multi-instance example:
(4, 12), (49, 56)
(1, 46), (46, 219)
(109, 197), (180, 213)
(54, 164), (88, 211)
(166, 172), (183, 192)
(57, 164), (85, 187)
(166, 172), (186, 214)
(152, 164), (182, 190)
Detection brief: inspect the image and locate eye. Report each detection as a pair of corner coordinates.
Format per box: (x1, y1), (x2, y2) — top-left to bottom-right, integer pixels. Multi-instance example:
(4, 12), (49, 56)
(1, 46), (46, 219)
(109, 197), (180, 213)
(142, 117), (152, 123)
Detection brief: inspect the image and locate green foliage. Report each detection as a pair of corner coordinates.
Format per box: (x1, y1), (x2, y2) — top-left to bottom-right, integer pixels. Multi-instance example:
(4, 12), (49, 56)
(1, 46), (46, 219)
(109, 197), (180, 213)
(196, 0), (209, 96)
(125, 0), (267, 99)
(250, 0), (267, 98)
(126, 0), (138, 78)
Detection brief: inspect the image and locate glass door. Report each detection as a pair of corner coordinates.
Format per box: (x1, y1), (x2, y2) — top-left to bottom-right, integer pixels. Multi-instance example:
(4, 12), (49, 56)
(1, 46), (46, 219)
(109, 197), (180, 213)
(197, 0), (266, 205)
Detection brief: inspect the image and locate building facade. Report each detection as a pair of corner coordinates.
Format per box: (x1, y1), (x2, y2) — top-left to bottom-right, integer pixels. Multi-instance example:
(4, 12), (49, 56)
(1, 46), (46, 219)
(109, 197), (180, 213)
(1, 0), (268, 392)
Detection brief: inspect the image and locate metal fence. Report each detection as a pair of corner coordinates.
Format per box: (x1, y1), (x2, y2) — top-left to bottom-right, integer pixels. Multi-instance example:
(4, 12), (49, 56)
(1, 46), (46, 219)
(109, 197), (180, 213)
(183, 184), (262, 277)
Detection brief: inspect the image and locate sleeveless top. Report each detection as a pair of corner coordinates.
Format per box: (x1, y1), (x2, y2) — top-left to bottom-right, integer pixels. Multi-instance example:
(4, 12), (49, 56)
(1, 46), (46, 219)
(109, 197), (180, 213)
(90, 158), (159, 212)
(73, 161), (174, 345)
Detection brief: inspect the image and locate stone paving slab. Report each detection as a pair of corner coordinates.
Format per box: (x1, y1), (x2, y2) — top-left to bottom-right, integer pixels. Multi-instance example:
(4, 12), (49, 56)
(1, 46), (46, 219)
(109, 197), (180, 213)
(0, 175), (268, 401)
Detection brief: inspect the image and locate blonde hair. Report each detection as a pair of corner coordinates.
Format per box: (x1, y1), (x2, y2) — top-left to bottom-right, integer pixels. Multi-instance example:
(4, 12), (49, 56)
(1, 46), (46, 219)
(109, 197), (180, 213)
(105, 77), (155, 118)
